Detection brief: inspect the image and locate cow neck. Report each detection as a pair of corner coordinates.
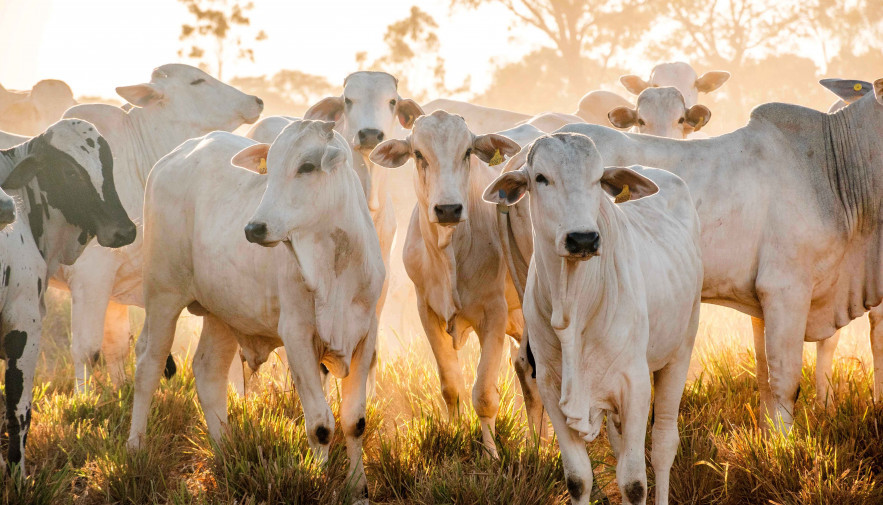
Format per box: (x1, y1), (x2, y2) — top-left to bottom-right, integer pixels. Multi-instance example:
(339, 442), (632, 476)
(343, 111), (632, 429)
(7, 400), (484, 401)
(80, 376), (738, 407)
(359, 152), (385, 215)
(823, 99), (883, 237)
(1, 142), (81, 275)
(286, 172), (380, 379)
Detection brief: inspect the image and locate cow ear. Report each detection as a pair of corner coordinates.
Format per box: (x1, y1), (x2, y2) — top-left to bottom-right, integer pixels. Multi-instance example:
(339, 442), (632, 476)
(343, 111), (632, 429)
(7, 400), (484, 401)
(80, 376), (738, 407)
(116, 83), (164, 108)
(695, 71), (730, 93)
(483, 169), (529, 206)
(321, 145), (347, 172)
(685, 104), (711, 131)
(819, 78), (873, 104)
(369, 139), (411, 168)
(395, 98), (424, 129)
(472, 133), (520, 165)
(2, 155), (41, 190)
(305, 97), (344, 122)
(600, 166), (658, 202)
(873, 79), (883, 106)
(608, 106), (637, 129)
(620, 75), (650, 95)
(231, 143), (271, 174)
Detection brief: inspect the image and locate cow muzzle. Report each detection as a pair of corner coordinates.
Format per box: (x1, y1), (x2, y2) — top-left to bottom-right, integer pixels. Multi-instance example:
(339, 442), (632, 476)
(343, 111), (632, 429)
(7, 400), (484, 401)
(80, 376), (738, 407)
(562, 231), (600, 259)
(433, 204), (464, 226)
(97, 221), (137, 248)
(356, 128), (384, 150)
(244, 220), (280, 247)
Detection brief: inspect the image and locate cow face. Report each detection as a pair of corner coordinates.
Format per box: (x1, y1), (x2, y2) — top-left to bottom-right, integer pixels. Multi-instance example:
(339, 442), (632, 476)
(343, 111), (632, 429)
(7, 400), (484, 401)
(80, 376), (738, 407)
(369, 111), (519, 226)
(483, 133), (658, 260)
(116, 64), (263, 132)
(608, 87), (711, 138)
(0, 188), (14, 229)
(305, 72), (424, 155)
(621, 61), (730, 108)
(238, 120), (351, 245)
(1, 119), (136, 260)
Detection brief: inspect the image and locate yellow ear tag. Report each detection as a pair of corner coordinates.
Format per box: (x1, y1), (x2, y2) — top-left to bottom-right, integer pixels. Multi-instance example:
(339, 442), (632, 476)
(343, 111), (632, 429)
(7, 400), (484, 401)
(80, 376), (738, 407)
(614, 184), (630, 203)
(258, 158), (267, 174)
(488, 149), (503, 166)
(854, 83), (863, 92)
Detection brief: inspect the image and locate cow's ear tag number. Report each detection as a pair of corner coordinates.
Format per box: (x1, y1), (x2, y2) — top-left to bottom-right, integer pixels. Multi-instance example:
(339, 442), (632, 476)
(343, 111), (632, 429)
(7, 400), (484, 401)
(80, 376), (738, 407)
(489, 149), (503, 166)
(258, 158), (267, 174)
(614, 184), (631, 203)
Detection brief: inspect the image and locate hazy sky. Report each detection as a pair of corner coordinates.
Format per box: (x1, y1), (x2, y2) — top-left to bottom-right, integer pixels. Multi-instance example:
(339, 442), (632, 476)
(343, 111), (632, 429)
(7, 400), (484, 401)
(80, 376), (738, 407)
(0, 0), (537, 97)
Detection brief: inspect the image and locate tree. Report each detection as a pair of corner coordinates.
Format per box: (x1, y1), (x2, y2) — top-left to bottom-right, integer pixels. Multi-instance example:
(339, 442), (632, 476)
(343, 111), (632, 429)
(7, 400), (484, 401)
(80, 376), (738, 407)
(805, 0), (883, 81)
(178, 0), (267, 80)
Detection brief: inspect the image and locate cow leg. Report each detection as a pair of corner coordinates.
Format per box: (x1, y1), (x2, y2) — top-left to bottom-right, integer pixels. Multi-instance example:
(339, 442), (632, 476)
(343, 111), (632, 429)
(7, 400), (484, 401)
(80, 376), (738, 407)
(751, 317), (775, 421)
(102, 301), (132, 387)
(281, 328), (335, 463)
(2, 315), (40, 474)
(339, 321), (377, 504)
(607, 412), (622, 458)
(869, 304), (883, 401)
(757, 283), (811, 433)
(417, 298), (466, 419)
(616, 370), (652, 505)
(650, 354), (693, 504)
(127, 294), (186, 450)
(192, 314), (239, 442)
(69, 262), (118, 392)
(512, 333), (545, 441)
(814, 331), (840, 408)
(474, 312), (508, 458)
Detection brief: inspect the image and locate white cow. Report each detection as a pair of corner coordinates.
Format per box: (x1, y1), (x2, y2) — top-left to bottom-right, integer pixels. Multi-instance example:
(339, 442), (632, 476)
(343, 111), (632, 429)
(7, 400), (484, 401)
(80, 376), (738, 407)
(607, 87), (711, 139)
(53, 64), (263, 390)
(0, 80), (77, 136)
(422, 98), (531, 134)
(620, 61), (730, 109)
(574, 90), (634, 125)
(521, 112), (585, 133)
(0, 119), (136, 472)
(369, 111), (541, 456)
(128, 120), (383, 502)
(484, 132), (702, 505)
(556, 78), (883, 432)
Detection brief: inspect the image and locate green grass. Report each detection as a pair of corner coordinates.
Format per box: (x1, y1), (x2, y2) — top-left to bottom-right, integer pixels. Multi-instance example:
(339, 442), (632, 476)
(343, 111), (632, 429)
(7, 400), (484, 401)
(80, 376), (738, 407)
(1, 292), (882, 504)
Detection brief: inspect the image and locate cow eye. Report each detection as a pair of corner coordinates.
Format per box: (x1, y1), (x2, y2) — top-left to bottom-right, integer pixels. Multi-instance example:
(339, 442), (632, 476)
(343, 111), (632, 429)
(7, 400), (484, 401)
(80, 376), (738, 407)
(464, 148), (472, 160)
(535, 174), (549, 185)
(190, 78), (205, 85)
(344, 97), (352, 107)
(389, 99), (397, 108)
(637, 119), (646, 126)
(678, 117), (685, 124)
(298, 162), (316, 174)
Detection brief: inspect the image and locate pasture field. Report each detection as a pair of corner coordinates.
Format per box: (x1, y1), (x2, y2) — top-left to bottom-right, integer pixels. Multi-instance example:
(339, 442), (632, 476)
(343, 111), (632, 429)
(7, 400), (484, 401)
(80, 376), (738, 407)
(2, 290), (882, 505)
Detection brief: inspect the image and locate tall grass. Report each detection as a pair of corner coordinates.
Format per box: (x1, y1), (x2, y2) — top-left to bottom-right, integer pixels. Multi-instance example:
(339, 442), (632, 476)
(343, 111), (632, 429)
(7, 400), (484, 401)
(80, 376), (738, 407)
(1, 292), (882, 504)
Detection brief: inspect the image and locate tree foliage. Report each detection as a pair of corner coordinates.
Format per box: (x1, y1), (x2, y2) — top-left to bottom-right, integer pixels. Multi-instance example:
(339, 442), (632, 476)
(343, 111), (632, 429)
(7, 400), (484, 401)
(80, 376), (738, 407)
(178, 0), (267, 80)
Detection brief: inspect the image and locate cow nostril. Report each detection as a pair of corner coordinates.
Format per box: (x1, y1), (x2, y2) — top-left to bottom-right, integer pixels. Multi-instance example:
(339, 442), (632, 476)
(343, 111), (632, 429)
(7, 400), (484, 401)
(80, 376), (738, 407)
(434, 204), (464, 224)
(255, 97), (264, 107)
(377, 131), (384, 141)
(244, 221), (268, 243)
(565, 231), (600, 254)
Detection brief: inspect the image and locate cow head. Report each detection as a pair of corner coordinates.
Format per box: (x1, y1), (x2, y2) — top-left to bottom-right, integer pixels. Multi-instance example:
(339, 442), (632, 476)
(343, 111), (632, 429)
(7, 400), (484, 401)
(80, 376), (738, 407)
(483, 133), (657, 260)
(116, 64), (264, 132)
(1, 119), (136, 262)
(621, 61), (729, 108)
(238, 120), (353, 245)
(0, 188), (14, 229)
(0, 79), (77, 136)
(608, 87), (711, 138)
(305, 71), (424, 156)
(369, 111), (519, 226)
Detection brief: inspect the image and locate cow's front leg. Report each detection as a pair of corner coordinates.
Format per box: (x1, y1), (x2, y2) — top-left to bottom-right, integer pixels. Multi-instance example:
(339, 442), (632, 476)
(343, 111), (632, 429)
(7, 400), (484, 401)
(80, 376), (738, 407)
(339, 320), (377, 504)
(615, 368), (652, 505)
(757, 279), (811, 433)
(417, 298), (466, 419)
(280, 323), (334, 463)
(69, 258), (120, 392)
(814, 331), (840, 408)
(102, 300), (132, 387)
(192, 314), (240, 441)
(869, 304), (883, 401)
(2, 316), (41, 474)
(512, 333), (545, 441)
(474, 310), (508, 457)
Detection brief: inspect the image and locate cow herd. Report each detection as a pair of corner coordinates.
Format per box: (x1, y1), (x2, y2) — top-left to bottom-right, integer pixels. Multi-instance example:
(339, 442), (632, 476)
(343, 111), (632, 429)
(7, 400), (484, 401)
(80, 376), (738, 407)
(0, 61), (881, 505)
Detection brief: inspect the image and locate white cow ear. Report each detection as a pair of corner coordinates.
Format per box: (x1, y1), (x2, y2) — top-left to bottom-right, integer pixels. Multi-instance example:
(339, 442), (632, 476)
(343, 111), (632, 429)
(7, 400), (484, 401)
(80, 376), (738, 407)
(695, 71), (730, 93)
(600, 166), (658, 202)
(620, 75), (650, 95)
(305, 97), (344, 122)
(472, 134), (521, 165)
(483, 169), (529, 206)
(369, 139), (411, 168)
(395, 98), (424, 129)
(231, 143), (271, 174)
(685, 104), (711, 131)
(2, 155), (41, 190)
(116, 83), (164, 108)
(608, 106), (637, 129)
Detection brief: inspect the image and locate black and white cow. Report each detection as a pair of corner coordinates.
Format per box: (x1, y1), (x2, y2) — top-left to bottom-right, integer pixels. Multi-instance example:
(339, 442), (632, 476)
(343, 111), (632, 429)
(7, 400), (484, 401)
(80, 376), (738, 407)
(0, 119), (135, 472)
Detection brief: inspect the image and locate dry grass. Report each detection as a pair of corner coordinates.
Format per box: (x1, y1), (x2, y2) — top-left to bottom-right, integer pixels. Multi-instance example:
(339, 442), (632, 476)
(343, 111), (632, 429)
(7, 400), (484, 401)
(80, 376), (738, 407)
(1, 291), (882, 504)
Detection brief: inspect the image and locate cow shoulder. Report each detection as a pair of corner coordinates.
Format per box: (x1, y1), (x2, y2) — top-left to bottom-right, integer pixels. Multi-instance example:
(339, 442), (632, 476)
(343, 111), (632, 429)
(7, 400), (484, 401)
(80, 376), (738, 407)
(748, 102), (824, 136)
(63, 103), (128, 137)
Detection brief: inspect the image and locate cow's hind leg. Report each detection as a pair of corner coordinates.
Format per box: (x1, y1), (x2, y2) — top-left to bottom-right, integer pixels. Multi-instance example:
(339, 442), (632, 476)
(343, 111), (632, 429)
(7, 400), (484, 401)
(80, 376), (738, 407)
(2, 314), (41, 474)
(192, 314), (240, 442)
(339, 319), (377, 504)
(869, 304), (883, 401)
(128, 293), (188, 450)
(417, 299), (466, 419)
(70, 264), (118, 392)
(814, 331), (840, 408)
(513, 333), (544, 440)
(102, 301), (132, 387)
